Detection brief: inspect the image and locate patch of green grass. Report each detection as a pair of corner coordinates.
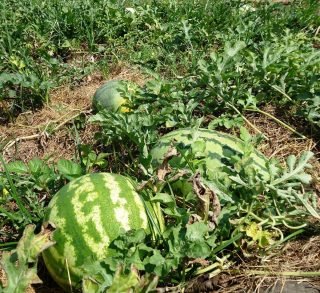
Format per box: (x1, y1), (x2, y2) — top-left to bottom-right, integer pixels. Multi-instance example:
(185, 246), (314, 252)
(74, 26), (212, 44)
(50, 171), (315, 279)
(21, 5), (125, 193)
(1, 0), (319, 126)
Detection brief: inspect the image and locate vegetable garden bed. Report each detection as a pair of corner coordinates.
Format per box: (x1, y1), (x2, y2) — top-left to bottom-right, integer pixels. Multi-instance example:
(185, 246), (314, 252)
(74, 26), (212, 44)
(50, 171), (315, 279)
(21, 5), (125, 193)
(0, 0), (319, 292)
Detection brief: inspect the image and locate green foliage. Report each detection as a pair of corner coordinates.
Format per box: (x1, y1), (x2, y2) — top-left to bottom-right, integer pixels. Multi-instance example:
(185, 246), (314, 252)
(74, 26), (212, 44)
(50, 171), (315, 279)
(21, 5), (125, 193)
(82, 263), (158, 293)
(0, 157), (84, 243)
(221, 150), (318, 251)
(1, 0), (320, 291)
(57, 159), (83, 181)
(75, 146), (317, 290)
(89, 78), (200, 173)
(81, 220), (223, 290)
(1, 0), (319, 130)
(195, 32), (320, 128)
(0, 225), (54, 292)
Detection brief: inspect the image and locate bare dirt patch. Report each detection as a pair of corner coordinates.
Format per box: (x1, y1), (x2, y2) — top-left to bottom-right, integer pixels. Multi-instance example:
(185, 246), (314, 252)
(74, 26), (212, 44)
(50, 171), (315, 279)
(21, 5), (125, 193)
(245, 105), (320, 194)
(185, 236), (320, 292)
(0, 65), (146, 163)
(246, 105), (318, 159)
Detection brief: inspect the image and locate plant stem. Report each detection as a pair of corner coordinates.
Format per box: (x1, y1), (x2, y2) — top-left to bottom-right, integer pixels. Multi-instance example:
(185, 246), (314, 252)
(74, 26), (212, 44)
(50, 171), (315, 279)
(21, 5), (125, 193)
(0, 241), (18, 248)
(245, 108), (306, 139)
(195, 255), (230, 276)
(194, 261), (220, 275)
(268, 83), (292, 101)
(267, 229), (304, 251)
(229, 269), (320, 277)
(0, 206), (19, 222)
(0, 156), (32, 222)
(225, 102), (268, 139)
(281, 220), (307, 230)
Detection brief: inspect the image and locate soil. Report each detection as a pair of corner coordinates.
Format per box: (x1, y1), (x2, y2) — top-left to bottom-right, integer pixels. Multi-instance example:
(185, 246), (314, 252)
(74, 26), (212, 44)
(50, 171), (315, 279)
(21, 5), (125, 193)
(0, 64), (146, 163)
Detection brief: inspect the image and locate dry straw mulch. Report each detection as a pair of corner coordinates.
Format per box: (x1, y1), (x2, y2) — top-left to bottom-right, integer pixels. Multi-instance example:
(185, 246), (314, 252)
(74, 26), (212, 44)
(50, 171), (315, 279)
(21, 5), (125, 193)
(0, 64), (146, 163)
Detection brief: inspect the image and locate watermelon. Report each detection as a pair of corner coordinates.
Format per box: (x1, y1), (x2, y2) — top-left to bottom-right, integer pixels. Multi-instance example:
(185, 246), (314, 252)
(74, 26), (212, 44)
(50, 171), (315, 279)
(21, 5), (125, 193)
(92, 80), (129, 113)
(42, 173), (150, 291)
(151, 128), (270, 194)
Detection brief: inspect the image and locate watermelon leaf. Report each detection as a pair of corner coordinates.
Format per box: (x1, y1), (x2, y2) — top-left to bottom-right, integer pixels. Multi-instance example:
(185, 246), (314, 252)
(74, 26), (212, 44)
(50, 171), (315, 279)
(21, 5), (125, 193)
(6, 161), (28, 174)
(186, 222), (209, 242)
(0, 225), (54, 292)
(151, 193), (181, 217)
(272, 151), (313, 185)
(82, 261), (114, 293)
(107, 268), (140, 293)
(57, 159), (83, 181)
(239, 126), (251, 143)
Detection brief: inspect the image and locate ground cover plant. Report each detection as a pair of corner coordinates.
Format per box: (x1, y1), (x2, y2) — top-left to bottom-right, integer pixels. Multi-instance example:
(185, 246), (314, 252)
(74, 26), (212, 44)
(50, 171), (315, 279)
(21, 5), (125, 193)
(1, 0), (319, 127)
(0, 0), (320, 292)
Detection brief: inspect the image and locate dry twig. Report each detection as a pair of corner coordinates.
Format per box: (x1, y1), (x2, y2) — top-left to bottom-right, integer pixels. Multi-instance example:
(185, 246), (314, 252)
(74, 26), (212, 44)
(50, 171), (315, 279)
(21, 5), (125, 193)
(2, 109), (91, 155)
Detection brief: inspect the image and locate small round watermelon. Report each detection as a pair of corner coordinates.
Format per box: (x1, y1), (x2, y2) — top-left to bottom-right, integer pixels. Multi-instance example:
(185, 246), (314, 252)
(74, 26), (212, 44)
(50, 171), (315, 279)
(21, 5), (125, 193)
(92, 80), (129, 113)
(42, 173), (150, 291)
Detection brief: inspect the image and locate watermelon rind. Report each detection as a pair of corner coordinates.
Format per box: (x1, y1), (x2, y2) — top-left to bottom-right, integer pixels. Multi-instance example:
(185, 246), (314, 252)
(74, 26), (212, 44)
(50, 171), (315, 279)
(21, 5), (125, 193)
(92, 80), (128, 113)
(42, 173), (150, 291)
(151, 128), (270, 194)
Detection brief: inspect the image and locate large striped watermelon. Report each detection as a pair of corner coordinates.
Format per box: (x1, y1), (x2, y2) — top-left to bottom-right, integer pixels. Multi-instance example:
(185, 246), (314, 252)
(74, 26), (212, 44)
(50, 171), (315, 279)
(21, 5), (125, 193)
(42, 173), (150, 291)
(151, 128), (270, 194)
(92, 80), (129, 113)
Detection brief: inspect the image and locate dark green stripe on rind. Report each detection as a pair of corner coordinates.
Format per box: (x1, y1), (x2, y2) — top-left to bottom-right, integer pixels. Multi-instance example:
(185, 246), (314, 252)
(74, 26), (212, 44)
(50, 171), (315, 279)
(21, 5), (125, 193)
(42, 173), (148, 290)
(151, 128), (269, 178)
(44, 175), (101, 289)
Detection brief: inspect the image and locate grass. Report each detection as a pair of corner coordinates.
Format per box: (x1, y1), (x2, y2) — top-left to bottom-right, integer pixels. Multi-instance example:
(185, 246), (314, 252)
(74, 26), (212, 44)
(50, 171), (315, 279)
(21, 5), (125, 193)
(0, 0), (319, 124)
